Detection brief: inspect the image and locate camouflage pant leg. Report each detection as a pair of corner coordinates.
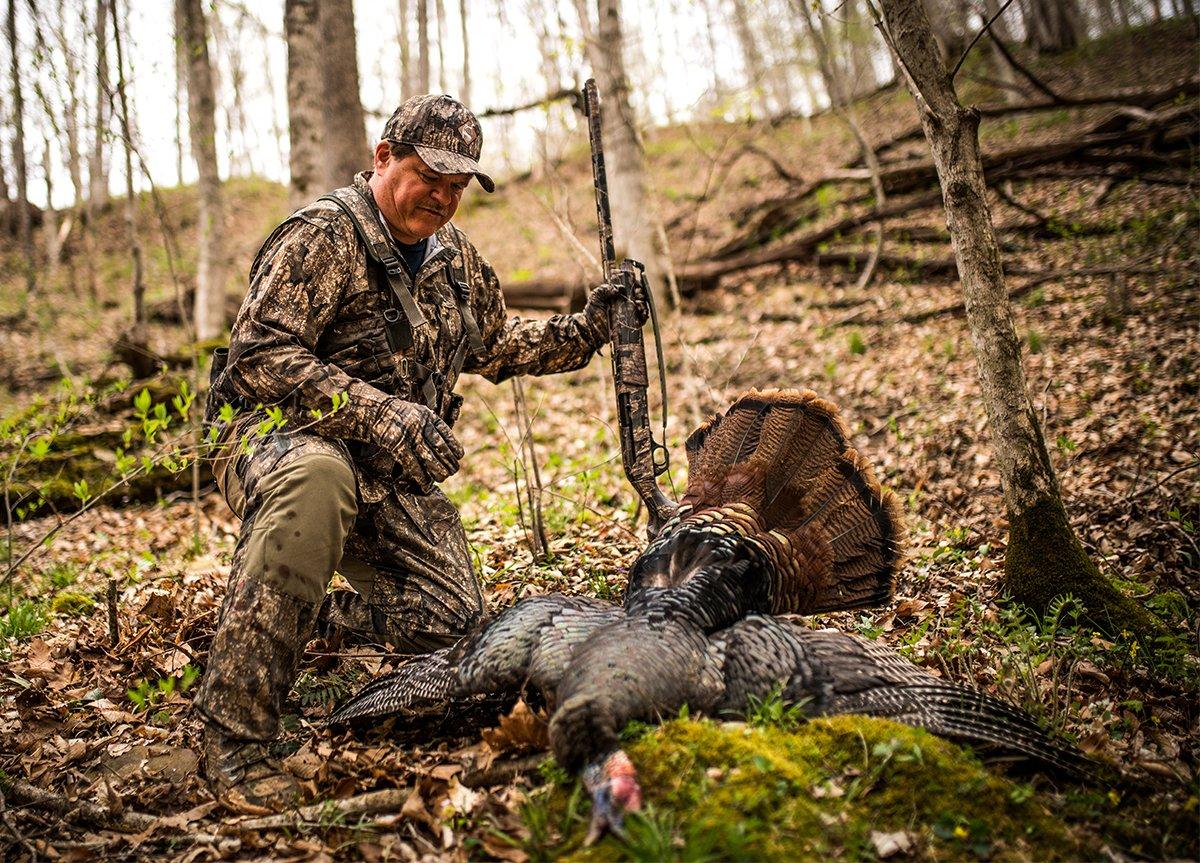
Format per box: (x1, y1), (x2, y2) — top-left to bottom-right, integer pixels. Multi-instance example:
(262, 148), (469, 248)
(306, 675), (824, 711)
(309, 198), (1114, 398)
(195, 429), (358, 739)
(215, 428), (359, 605)
(336, 486), (484, 652)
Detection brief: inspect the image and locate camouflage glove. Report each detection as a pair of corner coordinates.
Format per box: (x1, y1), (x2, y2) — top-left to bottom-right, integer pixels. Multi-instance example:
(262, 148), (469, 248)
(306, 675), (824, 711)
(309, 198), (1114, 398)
(370, 398), (464, 491)
(582, 278), (651, 345)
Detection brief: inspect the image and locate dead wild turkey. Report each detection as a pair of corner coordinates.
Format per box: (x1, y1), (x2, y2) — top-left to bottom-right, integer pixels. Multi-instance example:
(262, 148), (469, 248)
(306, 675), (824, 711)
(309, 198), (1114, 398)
(331, 390), (1088, 840)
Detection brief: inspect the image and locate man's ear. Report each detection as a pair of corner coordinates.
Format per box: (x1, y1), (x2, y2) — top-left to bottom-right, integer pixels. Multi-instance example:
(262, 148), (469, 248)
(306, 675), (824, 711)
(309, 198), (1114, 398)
(373, 141), (392, 171)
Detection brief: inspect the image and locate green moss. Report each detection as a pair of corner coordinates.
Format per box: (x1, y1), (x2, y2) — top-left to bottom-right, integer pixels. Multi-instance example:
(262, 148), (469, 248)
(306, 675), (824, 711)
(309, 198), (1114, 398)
(50, 591), (96, 617)
(529, 716), (1085, 862)
(1005, 496), (1166, 640)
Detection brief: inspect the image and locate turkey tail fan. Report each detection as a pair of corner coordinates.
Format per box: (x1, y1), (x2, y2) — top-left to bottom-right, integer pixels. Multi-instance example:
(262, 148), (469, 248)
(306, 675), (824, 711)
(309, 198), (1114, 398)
(327, 647), (457, 725)
(825, 682), (1097, 780)
(679, 388), (905, 613)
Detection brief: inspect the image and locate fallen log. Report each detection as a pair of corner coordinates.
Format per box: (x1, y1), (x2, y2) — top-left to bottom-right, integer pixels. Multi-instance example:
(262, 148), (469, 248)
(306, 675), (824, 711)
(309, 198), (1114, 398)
(867, 75), (1200, 164)
(501, 278), (587, 312)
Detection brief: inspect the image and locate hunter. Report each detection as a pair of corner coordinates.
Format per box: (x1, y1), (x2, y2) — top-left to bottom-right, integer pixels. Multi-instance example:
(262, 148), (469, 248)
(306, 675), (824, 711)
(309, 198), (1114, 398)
(196, 94), (646, 812)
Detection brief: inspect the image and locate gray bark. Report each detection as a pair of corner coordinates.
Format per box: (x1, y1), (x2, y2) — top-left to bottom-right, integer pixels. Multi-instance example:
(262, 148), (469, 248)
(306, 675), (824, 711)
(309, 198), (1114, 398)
(729, 0), (773, 113)
(178, 0), (227, 340)
(398, 0), (412, 99)
(89, 0), (109, 208)
(109, 0), (145, 328)
(285, 0), (322, 207)
(434, 0), (446, 91)
(578, 0), (674, 310)
(1023, 0), (1081, 53)
(416, 0), (430, 92)
(7, 0), (34, 299)
(876, 0), (1161, 637)
(319, 0), (369, 187)
(458, 0), (469, 103)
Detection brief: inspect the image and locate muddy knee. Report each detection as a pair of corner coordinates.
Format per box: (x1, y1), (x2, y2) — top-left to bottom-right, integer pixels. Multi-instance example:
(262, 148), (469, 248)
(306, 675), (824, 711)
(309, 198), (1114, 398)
(244, 452), (358, 604)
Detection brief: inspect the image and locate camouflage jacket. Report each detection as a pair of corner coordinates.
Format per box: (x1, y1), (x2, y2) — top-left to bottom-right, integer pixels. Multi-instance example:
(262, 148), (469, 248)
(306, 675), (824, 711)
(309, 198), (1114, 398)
(211, 172), (601, 501)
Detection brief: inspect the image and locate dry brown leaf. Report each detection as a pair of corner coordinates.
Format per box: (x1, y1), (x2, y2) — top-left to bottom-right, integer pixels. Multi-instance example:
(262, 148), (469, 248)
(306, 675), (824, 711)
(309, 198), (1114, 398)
(480, 699), (549, 754)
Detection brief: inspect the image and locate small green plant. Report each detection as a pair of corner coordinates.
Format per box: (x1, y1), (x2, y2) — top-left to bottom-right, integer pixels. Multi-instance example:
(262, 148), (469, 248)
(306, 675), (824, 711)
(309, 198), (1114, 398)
(621, 805), (682, 863)
(0, 600), (47, 642)
(847, 330), (867, 355)
(44, 562), (79, 589)
(294, 670), (358, 709)
(744, 685), (806, 732)
(127, 664), (201, 716)
(1026, 329), (1044, 354)
(1055, 434), (1077, 455)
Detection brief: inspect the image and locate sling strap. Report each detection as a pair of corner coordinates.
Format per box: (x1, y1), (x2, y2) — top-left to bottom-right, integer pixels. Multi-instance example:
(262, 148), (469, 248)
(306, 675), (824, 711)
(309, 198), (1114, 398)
(318, 187), (427, 332)
(317, 185), (488, 416)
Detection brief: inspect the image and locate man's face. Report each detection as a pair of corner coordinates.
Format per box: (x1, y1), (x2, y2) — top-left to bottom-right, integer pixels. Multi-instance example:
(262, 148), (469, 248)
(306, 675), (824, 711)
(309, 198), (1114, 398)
(370, 144), (471, 243)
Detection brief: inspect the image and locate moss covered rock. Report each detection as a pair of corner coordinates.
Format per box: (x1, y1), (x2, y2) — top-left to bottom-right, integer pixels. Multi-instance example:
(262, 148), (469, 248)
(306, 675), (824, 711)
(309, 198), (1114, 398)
(528, 716), (1088, 862)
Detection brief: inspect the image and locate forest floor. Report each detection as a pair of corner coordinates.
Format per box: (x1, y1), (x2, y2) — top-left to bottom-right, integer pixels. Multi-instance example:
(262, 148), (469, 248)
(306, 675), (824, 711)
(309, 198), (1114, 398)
(0, 17), (1198, 863)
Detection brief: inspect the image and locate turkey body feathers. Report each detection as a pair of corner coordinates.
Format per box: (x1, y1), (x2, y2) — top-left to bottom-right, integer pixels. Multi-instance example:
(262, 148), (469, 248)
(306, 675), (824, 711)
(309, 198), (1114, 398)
(629, 389), (905, 615)
(331, 389), (1087, 789)
(327, 595), (618, 724)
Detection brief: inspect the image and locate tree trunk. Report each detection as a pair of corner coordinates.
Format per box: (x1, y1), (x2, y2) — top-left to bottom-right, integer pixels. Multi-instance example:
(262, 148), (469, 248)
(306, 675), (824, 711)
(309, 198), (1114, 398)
(178, 0), (227, 340)
(285, 0), (322, 208)
(578, 0), (674, 311)
(729, 0), (773, 113)
(844, 0), (879, 101)
(458, 0), (470, 103)
(7, 0), (35, 302)
(876, 0), (1163, 639)
(110, 0), (146, 338)
(796, 0), (885, 290)
(398, 0), (412, 99)
(319, 0), (368, 188)
(1023, 0), (1081, 53)
(434, 0), (446, 91)
(89, 0), (109, 209)
(174, 5), (186, 185)
(416, 0), (430, 92)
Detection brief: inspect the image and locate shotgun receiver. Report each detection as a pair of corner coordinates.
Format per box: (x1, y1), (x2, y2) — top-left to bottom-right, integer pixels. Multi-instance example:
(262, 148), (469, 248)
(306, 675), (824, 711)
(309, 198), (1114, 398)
(581, 78), (677, 538)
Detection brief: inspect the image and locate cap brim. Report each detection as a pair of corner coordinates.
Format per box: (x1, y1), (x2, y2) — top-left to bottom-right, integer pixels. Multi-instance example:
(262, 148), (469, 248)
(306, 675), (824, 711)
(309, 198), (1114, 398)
(414, 145), (496, 193)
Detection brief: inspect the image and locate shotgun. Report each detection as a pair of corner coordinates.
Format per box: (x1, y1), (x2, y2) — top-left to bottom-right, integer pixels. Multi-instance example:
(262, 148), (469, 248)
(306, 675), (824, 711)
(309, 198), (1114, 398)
(581, 78), (677, 538)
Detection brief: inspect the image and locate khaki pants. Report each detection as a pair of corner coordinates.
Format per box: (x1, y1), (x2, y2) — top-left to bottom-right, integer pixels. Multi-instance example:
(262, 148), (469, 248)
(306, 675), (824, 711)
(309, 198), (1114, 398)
(214, 428), (484, 652)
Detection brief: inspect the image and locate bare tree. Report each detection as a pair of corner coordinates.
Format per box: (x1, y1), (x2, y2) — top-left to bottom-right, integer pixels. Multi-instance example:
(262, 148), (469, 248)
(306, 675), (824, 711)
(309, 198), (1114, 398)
(177, 0), (227, 340)
(458, 0), (470, 103)
(575, 0), (675, 311)
(398, 0), (412, 99)
(875, 0), (1163, 638)
(7, 0), (35, 303)
(88, 0), (109, 208)
(285, 0), (322, 207)
(416, 0), (430, 92)
(795, 0), (886, 290)
(109, 0), (150, 380)
(434, 0), (446, 91)
(1023, 0), (1082, 53)
(319, 0), (369, 187)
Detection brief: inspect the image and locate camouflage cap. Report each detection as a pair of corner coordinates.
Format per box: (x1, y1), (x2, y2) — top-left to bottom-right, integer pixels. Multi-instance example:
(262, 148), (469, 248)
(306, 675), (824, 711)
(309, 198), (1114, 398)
(382, 94), (495, 193)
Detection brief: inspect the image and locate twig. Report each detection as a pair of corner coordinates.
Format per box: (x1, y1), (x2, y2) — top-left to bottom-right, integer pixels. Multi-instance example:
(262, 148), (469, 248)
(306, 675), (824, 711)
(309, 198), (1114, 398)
(106, 578), (119, 645)
(952, 0), (1019, 79)
(228, 786), (412, 831)
(462, 753), (550, 788)
(0, 785), (39, 862)
(478, 87), (580, 119)
(1128, 460), (1200, 502)
(986, 34), (1067, 103)
(1, 777), (157, 833)
(994, 181), (1050, 226)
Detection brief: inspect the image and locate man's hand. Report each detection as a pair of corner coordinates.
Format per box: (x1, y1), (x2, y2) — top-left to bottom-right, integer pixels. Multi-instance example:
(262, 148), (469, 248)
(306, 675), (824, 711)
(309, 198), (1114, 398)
(582, 277), (650, 344)
(371, 398), (464, 491)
